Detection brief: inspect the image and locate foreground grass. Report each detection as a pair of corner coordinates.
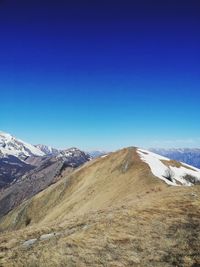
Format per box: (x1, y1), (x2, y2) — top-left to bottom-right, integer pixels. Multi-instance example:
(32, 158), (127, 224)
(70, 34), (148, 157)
(0, 186), (200, 267)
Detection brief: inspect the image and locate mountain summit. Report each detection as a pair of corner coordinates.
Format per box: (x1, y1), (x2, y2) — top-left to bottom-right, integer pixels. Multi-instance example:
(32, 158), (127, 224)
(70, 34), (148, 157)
(0, 131), (44, 160)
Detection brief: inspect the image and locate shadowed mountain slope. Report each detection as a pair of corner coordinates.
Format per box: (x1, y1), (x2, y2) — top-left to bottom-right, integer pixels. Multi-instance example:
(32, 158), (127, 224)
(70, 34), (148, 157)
(0, 148), (90, 218)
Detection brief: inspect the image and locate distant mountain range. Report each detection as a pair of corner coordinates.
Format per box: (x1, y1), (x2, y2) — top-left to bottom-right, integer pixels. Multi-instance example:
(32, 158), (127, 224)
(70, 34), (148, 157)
(0, 131), (91, 216)
(150, 148), (200, 169)
(87, 150), (108, 158)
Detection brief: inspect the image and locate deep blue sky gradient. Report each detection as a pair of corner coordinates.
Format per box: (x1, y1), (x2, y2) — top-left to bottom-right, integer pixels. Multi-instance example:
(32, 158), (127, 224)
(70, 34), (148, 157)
(0, 0), (200, 150)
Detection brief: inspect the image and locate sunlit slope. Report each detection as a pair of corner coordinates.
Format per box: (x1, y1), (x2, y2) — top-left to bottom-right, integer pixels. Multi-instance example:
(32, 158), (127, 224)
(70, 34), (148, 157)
(0, 147), (167, 230)
(0, 147), (200, 266)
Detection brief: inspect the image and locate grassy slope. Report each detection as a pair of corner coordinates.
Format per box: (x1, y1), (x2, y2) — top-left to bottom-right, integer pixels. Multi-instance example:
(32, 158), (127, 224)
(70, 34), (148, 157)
(0, 147), (200, 266)
(0, 147), (165, 230)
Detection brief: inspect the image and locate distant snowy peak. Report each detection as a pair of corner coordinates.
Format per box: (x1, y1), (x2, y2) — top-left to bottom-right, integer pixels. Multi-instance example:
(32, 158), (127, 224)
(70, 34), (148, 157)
(137, 148), (200, 186)
(58, 147), (91, 159)
(35, 144), (59, 156)
(88, 150), (108, 158)
(57, 147), (91, 167)
(0, 131), (45, 160)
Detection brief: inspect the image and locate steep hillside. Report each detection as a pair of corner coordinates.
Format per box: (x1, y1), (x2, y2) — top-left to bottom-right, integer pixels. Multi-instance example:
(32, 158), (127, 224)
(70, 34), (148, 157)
(0, 147), (200, 266)
(0, 155), (34, 189)
(0, 148), (90, 218)
(0, 147), (165, 230)
(1, 147), (200, 229)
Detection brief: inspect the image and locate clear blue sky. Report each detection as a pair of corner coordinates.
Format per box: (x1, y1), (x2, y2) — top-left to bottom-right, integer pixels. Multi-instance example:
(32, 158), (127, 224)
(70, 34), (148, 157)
(0, 0), (200, 150)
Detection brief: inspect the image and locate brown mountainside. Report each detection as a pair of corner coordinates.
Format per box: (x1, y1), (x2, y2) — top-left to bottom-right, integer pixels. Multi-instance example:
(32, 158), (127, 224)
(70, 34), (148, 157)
(0, 147), (200, 267)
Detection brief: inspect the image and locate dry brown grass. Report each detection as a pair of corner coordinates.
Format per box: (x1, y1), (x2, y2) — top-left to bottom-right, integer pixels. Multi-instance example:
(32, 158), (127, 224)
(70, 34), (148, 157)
(0, 148), (165, 231)
(0, 148), (200, 266)
(161, 160), (197, 171)
(1, 186), (200, 267)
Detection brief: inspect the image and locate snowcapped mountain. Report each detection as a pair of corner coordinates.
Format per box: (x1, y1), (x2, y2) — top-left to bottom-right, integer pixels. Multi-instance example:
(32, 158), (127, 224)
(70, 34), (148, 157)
(35, 144), (59, 156)
(0, 134), (91, 216)
(57, 147), (91, 166)
(150, 148), (200, 169)
(138, 148), (200, 186)
(0, 131), (45, 160)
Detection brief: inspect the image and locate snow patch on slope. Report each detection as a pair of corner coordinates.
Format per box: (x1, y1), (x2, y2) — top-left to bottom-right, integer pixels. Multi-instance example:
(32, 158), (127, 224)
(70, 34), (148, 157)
(35, 144), (59, 156)
(137, 148), (200, 186)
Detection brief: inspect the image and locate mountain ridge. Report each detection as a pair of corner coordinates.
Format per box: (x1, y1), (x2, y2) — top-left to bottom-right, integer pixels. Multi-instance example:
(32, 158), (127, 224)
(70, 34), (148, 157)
(0, 146), (200, 266)
(1, 147), (200, 231)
